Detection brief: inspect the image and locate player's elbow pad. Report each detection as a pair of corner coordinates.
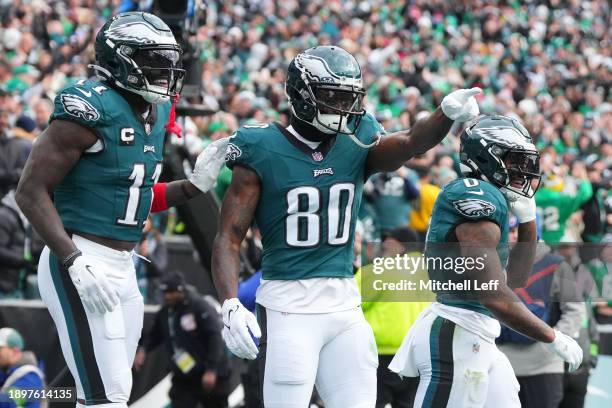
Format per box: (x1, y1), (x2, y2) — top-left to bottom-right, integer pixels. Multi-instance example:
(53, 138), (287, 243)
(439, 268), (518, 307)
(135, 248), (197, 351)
(151, 182), (168, 213)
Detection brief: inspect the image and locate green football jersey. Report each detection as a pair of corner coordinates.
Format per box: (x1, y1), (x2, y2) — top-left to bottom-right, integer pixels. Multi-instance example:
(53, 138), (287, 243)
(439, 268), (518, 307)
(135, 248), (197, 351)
(426, 178), (509, 315)
(368, 172), (412, 231)
(50, 79), (170, 242)
(535, 181), (593, 243)
(226, 113), (384, 280)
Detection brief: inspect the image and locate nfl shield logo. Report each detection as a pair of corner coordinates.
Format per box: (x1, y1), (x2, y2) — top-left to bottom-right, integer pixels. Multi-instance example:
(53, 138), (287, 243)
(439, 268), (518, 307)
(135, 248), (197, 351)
(145, 123), (152, 135)
(312, 151), (323, 162)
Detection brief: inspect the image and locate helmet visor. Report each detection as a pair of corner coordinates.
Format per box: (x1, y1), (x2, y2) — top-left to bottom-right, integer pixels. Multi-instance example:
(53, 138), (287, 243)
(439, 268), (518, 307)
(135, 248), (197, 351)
(131, 47), (185, 96)
(312, 84), (365, 115)
(503, 149), (541, 197)
(505, 150), (540, 175)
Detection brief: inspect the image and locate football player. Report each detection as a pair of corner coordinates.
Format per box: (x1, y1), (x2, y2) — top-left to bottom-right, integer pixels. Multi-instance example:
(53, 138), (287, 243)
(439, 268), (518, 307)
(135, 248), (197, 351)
(15, 13), (227, 407)
(212, 45), (482, 407)
(389, 115), (583, 407)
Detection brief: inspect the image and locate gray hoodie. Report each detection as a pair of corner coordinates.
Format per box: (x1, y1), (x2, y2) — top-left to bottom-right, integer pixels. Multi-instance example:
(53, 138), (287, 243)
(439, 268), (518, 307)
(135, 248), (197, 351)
(498, 244), (586, 376)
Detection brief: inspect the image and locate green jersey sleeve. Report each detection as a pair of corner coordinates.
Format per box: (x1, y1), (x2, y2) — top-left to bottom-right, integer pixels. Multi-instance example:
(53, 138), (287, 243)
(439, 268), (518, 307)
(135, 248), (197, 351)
(573, 180), (594, 211)
(50, 82), (107, 133)
(355, 111), (386, 146)
(442, 178), (508, 228)
(225, 125), (271, 180)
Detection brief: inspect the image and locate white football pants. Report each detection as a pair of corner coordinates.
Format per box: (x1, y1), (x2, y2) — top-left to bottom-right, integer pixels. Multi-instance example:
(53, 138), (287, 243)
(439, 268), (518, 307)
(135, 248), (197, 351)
(257, 305), (378, 408)
(389, 307), (520, 408)
(38, 235), (143, 407)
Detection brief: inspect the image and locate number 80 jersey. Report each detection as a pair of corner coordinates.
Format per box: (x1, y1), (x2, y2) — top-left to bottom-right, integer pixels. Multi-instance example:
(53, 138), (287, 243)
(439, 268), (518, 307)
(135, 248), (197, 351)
(226, 114), (383, 280)
(50, 79), (170, 242)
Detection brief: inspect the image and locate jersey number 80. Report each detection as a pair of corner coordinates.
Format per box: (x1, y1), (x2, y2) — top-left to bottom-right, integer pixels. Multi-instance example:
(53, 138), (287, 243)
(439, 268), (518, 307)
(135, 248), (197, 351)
(285, 183), (355, 248)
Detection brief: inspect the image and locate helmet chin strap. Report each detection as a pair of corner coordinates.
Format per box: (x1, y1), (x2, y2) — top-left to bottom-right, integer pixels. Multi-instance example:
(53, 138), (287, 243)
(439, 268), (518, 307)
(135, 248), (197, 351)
(89, 64), (169, 104)
(460, 162), (490, 182)
(114, 79), (169, 104)
(88, 64), (113, 81)
(292, 112), (380, 149)
(290, 101), (378, 148)
(290, 113), (330, 143)
(348, 132), (380, 149)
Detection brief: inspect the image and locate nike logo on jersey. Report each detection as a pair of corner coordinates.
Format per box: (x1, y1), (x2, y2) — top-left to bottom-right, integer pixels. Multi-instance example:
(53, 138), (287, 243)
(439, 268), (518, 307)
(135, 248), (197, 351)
(144, 145), (156, 153)
(75, 87), (92, 98)
(313, 168), (334, 177)
(466, 189), (484, 195)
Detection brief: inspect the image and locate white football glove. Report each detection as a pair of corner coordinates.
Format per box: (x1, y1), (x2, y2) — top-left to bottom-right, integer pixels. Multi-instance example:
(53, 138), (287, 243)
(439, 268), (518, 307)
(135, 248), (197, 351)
(221, 298), (261, 360)
(188, 137), (230, 193)
(68, 256), (119, 314)
(547, 329), (583, 372)
(441, 87), (482, 122)
(502, 189), (537, 223)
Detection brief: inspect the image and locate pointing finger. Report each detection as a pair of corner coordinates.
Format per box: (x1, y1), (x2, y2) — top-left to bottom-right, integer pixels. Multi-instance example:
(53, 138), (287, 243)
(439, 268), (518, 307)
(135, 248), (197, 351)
(465, 87), (483, 97)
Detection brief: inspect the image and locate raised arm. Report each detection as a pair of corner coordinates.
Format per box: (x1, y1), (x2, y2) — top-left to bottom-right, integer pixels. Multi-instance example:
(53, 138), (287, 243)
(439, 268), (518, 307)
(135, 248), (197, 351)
(366, 108), (453, 173)
(366, 88), (481, 174)
(211, 165), (261, 302)
(15, 120), (96, 260)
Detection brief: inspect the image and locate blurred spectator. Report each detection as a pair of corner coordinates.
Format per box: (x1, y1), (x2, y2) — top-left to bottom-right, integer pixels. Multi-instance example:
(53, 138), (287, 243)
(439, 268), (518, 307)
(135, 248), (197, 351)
(556, 242), (599, 408)
(0, 327), (44, 408)
(588, 235), (612, 355)
(409, 165), (440, 241)
(536, 166), (593, 244)
(581, 164), (611, 243)
(356, 227), (429, 408)
(136, 271), (231, 408)
(498, 224), (585, 408)
(134, 218), (168, 304)
(0, 191), (33, 298)
(32, 99), (52, 132)
(364, 167), (419, 234)
(11, 115), (36, 144)
(0, 109), (29, 198)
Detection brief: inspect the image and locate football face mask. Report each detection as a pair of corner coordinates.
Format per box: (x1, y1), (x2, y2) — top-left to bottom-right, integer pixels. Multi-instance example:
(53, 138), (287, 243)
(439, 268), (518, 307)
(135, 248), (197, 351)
(129, 46), (185, 101)
(311, 84), (365, 115)
(309, 83), (365, 134)
(495, 147), (541, 198)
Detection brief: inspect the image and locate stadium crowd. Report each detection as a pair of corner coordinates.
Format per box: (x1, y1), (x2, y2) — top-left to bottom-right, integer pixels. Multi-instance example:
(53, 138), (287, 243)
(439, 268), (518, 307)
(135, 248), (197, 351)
(0, 0), (610, 406)
(0, 0), (609, 294)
